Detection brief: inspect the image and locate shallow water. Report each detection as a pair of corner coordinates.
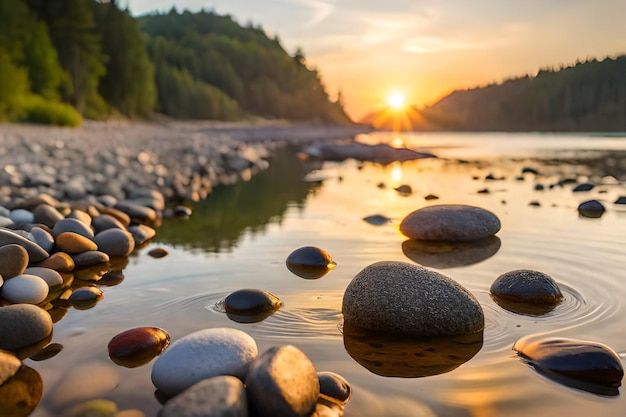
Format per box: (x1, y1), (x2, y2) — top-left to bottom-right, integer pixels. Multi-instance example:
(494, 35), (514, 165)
(28, 132), (626, 416)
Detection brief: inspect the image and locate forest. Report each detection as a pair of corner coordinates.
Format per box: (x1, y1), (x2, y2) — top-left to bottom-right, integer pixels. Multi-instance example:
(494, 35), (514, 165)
(0, 0), (350, 126)
(365, 55), (626, 132)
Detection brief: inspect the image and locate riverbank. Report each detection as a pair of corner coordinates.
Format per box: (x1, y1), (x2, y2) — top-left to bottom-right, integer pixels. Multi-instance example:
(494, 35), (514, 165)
(0, 120), (373, 206)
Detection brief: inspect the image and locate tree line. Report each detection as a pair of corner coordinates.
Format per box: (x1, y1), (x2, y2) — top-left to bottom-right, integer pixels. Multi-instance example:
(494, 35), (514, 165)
(365, 55), (626, 132)
(0, 0), (350, 126)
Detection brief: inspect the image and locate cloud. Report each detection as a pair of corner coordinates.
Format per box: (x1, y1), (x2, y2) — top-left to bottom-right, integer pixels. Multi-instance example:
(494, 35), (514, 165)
(286, 0), (334, 27)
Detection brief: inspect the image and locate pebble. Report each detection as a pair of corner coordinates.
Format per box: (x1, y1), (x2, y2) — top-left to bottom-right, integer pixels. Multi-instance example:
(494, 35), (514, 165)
(400, 204), (501, 242)
(393, 185), (412, 196)
(362, 214), (392, 225)
(69, 287), (104, 308)
(92, 214), (126, 233)
(94, 228), (135, 257)
(9, 209), (35, 225)
(490, 269), (563, 315)
(0, 349), (22, 385)
(246, 345), (319, 417)
(32, 204), (64, 228)
(0, 365), (42, 416)
(66, 399), (118, 417)
(0, 304), (53, 350)
(114, 201), (158, 224)
(615, 196), (626, 204)
(151, 328), (258, 397)
(318, 372), (351, 406)
(35, 252), (75, 272)
(572, 183), (594, 192)
(158, 375), (248, 417)
(52, 218), (94, 239)
(24, 267), (64, 286)
(0, 244), (29, 279)
(1, 274), (49, 304)
(148, 247), (168, 258)
(108, 326), (170, 368)
(72, 250), (110, 268)
(286, 246), (336, 279)
(578, 199), (606, 218)
(224, 289), (282, 315)
(30, 226), (55, 253)
(0, 228), (49, 263)
(514, 335), (623, 395)
(56, 231), (98, 253)
(342, 261), (484, 336)
(128, 224), (156, 247)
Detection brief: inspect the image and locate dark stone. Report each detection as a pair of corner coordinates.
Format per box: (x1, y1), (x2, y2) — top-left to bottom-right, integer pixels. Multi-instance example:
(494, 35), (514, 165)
(224, 289), (282, 316)
(394, 185), (412, 196)
(245, 345), (319, 417)
(52, 218), (94, 239)
(522, 167), (539, 175)
(0, 228), (49, 263)
(490, 269), (563, 315)
(424, 194), (439, 200)
(578, 200), (605, 218)
(108, 326), (170, 368)
(614, 196), (626, 205)
(514, 336), (624, 396)
(148, 247), (169, 258)
(71, 250), (110, 268)
(114, 201), (158, 224)
(572, 183), (594, 192)
(91, 214), (126, 234)
(362, 214), (391, 225)
(0, 304), (53, 351)
(317, 372), (351, 406)
(93, 228), (135, 257)
(534, 184), (544, 191)
(286, 246), (336, 279)
(342, 261), (484, 337)
(400, 204), (501, 242)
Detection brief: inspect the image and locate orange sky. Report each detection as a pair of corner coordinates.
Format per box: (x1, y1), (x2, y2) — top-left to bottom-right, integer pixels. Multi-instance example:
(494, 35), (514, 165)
(127, 0), (626, 121)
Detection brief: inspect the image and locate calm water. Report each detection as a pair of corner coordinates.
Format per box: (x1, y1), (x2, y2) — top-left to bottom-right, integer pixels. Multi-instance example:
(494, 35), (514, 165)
(30, 132), (626, 416)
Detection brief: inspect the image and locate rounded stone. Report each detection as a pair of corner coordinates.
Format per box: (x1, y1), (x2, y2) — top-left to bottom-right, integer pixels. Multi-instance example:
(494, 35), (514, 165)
(514, 336), (623, 395)
(318, 372), (351, 406)
(128, 224), (156, 247)
(0, 350), (22, 385)
(52, 218), (94, 239)
(32, 204), (64, 228)
(72, 251), (110, 268)
(0, 365), (43, 417)
(1, 274), (49, 304)
(490, 269), (563, 314)
(159, 376), (247, 417)
(578, 200), (605, 218)
(93, 228), (135, 257)
(151, 328), (258, 397)
(9, 209), (35, 225)
(108, 326), (170, 368)
(147, 247), (168, 258)
(342, 261), (484, 337)
(0, 304), (53, 350)
(245, 345), (319, 417)
(23, 267), (64, 287)
(224, 288), (282, 315)
(30, 226), (55, 253)
(55, 232), (98, 254)
(34, 252), (75, 272)
(286, 246), (336, 279)
(400, 204), (501, 242)
(91, 214), (126, 234)
(573, 183), (594, 192)
(0, 229), (49, 263)
(0, 244), (29, 279)
(114, 201), (157, 224)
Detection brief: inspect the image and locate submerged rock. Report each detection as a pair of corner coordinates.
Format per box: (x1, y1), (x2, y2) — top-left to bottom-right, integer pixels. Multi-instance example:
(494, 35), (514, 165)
(286, 246), (336, 279)
(400, 204), (501, 242)
(514, 336), (623, 396)
(490, 269), (563, 315)
(577, 200), (605, 218)
(342, 261), (484, 337)
(317, 372), (351, 406)
(108, 326), (170, 368)
(224, 288), (282, 323)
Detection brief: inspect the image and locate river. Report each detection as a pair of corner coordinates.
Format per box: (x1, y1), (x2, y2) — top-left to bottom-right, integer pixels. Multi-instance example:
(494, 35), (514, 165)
(30, 131), (626, 416)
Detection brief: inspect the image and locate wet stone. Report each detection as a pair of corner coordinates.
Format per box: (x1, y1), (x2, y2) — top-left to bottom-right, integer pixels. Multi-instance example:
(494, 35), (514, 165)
(246, 345), (319, 417)
(0, 350), (21, 385)
(0, 228), (49, 263)
(128, 224), (156, 247)
(514, 336), (624, 395)
(108, 326), (170, 368)
(614, 196), (626, 205)
(30, 226), (55, 253)
(32, 204), (64, 228)
(91, 214), (126, 233)
(72, 250), (110, 268)
(573, 183), (594, 192)
(0, 304), (53, 350)
(24, 267), (63, 287)
(286, 246), (336, 279)
(224, 289), (282, 315)
(9, 209), (34, 225)
(35, 252), (75, 272)
(400, 204), (501, 242)
(318, 372), (351, 406)
(0, 365), (43, 417)
(490, 269), (563, 314)
(362, 214), (392, 225)
(578, 199), (606, 218)
(158, 375), (248, 417)
(114, 201), (157, 224)
(148, 247), (168, 258)
(342, 261), (484, 337)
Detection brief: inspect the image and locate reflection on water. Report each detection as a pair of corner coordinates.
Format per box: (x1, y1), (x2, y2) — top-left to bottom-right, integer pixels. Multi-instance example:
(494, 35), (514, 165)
(20, 132), (626, 416)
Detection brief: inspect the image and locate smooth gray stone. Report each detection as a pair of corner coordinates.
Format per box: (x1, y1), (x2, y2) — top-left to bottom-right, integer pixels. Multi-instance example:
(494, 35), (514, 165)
(93, 228), (135, 257)
(342, 261), (484, 337)
(71, 251), (110, 268)
(24, 267), (64, 287)
(9, 209), (34, 225)
(32, 204), (64, 228)
(159, 376), (248, 417)
(0, 244), (29, 279)
(91, 214), (126, 234)
(0, 228), (49, 263)
(0, 304), (53, 350)
(245, 345), (319, 417)
(30, 226), (55, 253)
(114, 201), (157, 223)
(400, 204), (501, 242)
(52, 218), (94, 239)
(128, 224), (156, 246)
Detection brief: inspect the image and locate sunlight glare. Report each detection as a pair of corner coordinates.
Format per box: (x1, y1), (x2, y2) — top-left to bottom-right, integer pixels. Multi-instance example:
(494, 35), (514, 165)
(387, 93), (406, 110)
(391, 163), (403, 182)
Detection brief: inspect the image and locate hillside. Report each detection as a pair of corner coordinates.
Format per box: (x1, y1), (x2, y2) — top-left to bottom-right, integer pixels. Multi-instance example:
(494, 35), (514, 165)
(364, 55), (626, 132)
(0, 0), (350, 125)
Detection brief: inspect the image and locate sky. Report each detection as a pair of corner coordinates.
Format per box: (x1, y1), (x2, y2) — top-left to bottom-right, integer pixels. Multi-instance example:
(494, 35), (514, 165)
(124, 0), (626, 121)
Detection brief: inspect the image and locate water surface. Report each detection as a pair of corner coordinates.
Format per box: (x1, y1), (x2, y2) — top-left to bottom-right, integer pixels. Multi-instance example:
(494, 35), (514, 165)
(30, 132), (626, 416)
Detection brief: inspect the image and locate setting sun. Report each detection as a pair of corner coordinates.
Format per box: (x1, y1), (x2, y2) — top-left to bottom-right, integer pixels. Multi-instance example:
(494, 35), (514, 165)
(386, 93), (406, 110)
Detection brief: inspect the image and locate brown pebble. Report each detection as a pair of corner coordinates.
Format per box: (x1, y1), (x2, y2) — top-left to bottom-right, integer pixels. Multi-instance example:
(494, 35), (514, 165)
(148, 247), (168, 258)
(56, 232), (98, 254)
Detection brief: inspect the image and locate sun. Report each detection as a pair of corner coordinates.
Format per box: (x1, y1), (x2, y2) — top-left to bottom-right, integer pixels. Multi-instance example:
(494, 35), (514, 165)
(386, 92), (406, 110)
